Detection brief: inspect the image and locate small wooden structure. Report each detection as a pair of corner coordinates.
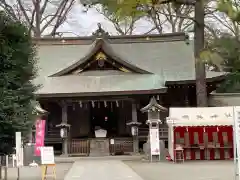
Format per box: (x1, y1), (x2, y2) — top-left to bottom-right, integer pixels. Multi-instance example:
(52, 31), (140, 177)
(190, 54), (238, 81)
(167, 107), (233, 161)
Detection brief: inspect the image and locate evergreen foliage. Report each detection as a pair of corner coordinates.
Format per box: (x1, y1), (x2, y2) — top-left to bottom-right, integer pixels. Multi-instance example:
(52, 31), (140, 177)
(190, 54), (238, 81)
(0, 11), (38, 154)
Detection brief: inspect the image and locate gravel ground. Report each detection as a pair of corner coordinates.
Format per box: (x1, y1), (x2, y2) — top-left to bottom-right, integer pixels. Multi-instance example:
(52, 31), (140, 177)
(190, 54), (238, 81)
(3, 163), (72, 180)
(124, 160), (235, 180)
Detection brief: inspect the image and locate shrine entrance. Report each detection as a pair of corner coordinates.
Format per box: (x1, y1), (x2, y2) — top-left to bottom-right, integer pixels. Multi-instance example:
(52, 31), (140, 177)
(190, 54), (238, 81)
(90, 101), (119, 138)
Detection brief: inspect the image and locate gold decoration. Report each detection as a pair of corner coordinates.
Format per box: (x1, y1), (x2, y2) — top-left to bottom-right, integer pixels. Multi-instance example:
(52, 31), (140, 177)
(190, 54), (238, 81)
(72, 68), (83, 74)
(95, 52), (106, 60)
(119, 67), (131, 72)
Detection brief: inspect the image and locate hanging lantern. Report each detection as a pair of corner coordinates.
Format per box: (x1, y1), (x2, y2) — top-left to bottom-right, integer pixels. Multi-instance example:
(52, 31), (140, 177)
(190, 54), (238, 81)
(186, 127), (188, 132)
(104, 101), (107, 107)
(217, 127), (219, 132)
(203, 127), (206, 132)
(116, 100), (119, 107)
(157, 95), (159, 100)
(92, 101), (95, 108)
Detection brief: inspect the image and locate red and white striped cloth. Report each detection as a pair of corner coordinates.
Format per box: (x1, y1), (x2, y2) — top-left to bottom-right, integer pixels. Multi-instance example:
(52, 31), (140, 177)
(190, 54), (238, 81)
(173, 126), (233, 160)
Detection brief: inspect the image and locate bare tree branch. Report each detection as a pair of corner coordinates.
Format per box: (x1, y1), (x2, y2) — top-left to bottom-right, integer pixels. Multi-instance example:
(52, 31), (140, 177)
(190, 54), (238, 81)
(0, 0), (76, 37)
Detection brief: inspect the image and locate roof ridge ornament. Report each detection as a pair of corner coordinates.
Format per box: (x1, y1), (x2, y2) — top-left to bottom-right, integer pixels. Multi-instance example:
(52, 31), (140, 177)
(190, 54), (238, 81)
(92, 23), (109, 38)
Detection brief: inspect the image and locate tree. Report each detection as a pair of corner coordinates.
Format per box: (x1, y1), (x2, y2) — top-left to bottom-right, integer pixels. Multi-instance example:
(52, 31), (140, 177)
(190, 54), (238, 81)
(0, 11), (37, 154)
(94, 4), (144, 35)
(0, 0), (75, 37)
(86, 0), (207, 106)
(146, 3), (194, 33)
(218, 0), (240, 24)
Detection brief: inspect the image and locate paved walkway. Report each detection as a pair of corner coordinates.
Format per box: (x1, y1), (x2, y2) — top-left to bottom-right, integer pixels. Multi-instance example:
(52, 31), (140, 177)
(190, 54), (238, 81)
(64, 160), (144, 180)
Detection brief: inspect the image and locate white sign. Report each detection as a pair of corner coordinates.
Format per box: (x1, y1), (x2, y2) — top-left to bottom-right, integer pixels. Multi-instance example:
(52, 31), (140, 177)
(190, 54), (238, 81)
(41, 147), (55, 165)
(15, 132), (23, 166)
(110, 139), (114, 144)
(233, 106), (240, 180)
(150, 128), (160, 155)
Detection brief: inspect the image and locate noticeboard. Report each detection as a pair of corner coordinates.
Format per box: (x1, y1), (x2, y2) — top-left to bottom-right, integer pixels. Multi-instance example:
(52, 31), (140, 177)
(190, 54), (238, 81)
(41, 146), (55, 165)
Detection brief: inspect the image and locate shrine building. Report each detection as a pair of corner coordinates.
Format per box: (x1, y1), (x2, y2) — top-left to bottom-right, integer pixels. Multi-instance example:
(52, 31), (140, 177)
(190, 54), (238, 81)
(34, 24), (226, 156)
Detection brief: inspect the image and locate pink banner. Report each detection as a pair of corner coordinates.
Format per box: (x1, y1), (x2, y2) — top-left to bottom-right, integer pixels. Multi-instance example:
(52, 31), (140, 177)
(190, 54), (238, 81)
(34, 119), (46, 156)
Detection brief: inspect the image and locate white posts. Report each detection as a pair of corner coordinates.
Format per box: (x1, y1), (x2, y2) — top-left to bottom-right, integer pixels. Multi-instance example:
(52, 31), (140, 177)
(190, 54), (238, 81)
(15, 132), (23, 167)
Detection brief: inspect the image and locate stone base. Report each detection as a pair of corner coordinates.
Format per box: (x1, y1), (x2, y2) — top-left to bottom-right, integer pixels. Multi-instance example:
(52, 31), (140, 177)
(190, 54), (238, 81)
(89, 138), (110, 156)
(60, 154), (69, 157)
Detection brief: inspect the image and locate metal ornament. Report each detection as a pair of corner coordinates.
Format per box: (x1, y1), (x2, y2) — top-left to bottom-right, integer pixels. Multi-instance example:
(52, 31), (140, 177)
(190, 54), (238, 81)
(104, 101), (107, 107)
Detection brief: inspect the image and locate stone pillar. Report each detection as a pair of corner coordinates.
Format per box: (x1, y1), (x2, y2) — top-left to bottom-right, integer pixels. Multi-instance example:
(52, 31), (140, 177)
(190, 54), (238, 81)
(132, 101), (139, 154)
(61, 102), (68, 156)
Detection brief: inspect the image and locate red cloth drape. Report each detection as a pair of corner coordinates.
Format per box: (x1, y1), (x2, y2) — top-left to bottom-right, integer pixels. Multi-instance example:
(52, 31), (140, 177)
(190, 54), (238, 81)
(173, 126), (233, 160)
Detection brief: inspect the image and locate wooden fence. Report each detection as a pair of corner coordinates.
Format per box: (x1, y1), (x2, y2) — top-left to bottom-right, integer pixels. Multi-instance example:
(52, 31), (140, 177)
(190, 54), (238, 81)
(68, 138), (134, 156)
(68, 139), (90, 156)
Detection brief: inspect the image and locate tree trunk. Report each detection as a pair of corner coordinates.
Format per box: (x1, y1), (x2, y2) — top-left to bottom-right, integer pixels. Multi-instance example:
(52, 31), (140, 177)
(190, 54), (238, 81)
(194, 0), (207, 107)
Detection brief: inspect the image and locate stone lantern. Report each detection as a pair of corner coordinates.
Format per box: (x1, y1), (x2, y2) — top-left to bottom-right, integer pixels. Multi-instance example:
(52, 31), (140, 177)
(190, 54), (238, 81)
(140, 97), (167, 161)
(126, 121), (141, 154)
(56, 122), (71, 157)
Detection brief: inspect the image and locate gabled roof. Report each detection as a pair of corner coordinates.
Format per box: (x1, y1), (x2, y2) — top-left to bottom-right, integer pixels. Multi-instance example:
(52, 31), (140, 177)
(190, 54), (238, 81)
(34, 27), (226, 97)
(50, 39), (151, 76)
(140, 97), (167, 112)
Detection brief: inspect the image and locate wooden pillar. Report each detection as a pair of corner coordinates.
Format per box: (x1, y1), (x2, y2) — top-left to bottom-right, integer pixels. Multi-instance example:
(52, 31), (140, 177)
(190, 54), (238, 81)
(132, 101), (139, 154)
(61, 101), (69, 156)
(184, 86), (190, 106)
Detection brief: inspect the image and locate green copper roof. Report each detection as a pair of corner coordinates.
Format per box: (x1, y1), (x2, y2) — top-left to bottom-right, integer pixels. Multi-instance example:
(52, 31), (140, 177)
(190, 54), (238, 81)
(36, 73), (166, 97)
(34, 33), (226, 96)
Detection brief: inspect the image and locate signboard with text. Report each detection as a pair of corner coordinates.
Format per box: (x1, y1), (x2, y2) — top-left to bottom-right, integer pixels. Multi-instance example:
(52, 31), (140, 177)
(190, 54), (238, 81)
(34, 119), (46, 156)
(150, 128), (160, 155)
(41, 146), (55, 165)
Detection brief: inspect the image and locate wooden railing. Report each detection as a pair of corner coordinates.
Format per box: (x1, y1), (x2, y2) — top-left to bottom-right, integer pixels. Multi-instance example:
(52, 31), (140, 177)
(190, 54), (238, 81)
(68, 139), (90, 156)
(109, 138), (133, 155)
(138, 127), (168, 140)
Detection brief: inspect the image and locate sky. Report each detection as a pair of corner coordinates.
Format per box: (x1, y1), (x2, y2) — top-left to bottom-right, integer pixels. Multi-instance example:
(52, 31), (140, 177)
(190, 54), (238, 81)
(57, 3), (156, 36)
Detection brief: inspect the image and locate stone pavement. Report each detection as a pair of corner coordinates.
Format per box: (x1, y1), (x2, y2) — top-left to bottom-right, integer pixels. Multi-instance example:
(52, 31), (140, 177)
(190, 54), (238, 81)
(125, 160), (235, 180)
(64, 159), (144, 180)
(5, 163), (72, 180)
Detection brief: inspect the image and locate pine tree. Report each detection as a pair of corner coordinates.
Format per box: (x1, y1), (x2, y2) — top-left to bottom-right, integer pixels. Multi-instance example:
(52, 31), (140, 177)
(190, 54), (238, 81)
(0, 11), (37, 154)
